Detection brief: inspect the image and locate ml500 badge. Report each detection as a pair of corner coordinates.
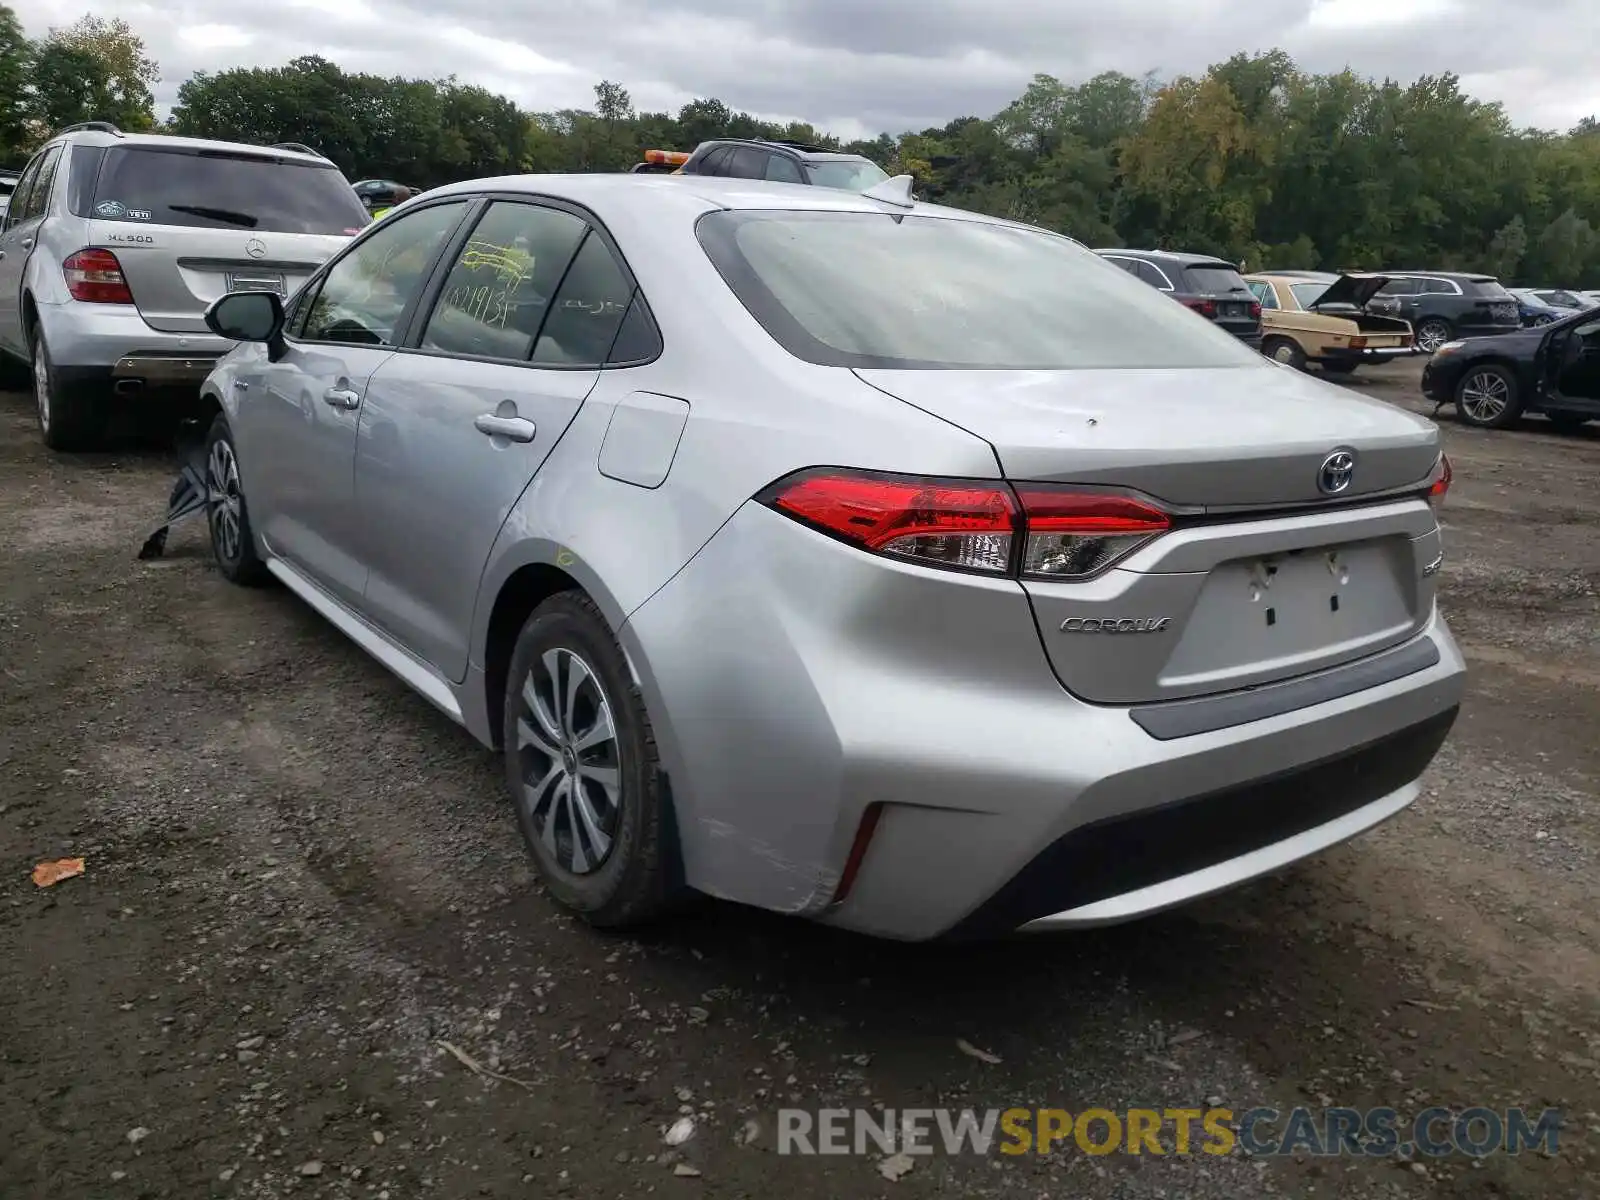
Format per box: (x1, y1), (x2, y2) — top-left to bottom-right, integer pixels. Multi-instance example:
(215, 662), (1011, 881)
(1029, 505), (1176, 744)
(1060, 617), (1172, 634)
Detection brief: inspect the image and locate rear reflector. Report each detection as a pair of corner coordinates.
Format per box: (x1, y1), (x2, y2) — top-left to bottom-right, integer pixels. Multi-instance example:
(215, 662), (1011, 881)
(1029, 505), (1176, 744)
(759, 469), (1171, 580)
(828, 803), (883, 907)
(63, 249), (133, 304)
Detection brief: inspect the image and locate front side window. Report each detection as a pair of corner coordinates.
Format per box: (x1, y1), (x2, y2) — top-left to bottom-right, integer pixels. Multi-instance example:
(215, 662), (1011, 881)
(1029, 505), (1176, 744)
(300, 201), (467, 345)
(4, 153), (44, 227)
(698, 210), (1260, 370)
(420, 201), (589, 362)
(82, 146), (370, 235)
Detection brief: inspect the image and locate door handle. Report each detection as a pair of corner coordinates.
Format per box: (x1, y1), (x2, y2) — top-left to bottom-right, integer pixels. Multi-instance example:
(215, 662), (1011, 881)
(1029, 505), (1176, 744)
(322, 386), (360, 410)
(474, 413), (536, 442)
(19, 238), (31, 251)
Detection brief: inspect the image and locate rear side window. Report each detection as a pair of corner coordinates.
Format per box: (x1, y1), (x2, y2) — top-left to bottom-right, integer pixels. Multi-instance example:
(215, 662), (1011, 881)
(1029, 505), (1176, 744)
(764, 155), (804, 184)
(1376, 278), (1419, 296)
(420, 201), (589, 362)
(692, 147), (733, 176)
(532, 231), (635, 367)
(1183, 264), (1251, 295)
(726, 148), (768, 179)
(82, 147), (370, 235)
(605, 293), (663, 365)
(16, 145), (61, 221)
(1135, 260), (1172, 289)
(1248, 281), (1280, 310)
(697, 210), (1258, 371)
(1466, 279), (1513, 301)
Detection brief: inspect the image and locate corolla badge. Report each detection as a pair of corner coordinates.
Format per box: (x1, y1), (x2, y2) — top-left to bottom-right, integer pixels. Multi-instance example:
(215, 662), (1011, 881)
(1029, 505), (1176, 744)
(1317, 449), (1357, 495)
(1060, 617), (1172, 633)
(245, 237), (268, 259)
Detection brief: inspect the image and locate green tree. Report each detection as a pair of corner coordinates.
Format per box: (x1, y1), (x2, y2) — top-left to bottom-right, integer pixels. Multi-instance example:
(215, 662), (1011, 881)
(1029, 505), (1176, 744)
(33, 15), (159, 132)
(0, 3), (29, 162)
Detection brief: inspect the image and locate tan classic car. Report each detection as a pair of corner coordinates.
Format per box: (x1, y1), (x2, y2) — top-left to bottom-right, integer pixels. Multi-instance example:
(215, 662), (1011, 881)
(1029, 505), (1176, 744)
(1244, 271), (1415, 374)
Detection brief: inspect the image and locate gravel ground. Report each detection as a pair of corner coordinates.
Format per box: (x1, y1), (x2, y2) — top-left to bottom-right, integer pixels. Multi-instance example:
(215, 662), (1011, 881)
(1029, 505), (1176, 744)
(1, 359), (1596, 1200)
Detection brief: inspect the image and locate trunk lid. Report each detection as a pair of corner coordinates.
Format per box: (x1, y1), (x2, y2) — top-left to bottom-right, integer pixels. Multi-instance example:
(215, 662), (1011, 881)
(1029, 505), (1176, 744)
(1309, 273), (1390, 311)
(856, 365), (1444, 705)
(91, 222), (351, 333)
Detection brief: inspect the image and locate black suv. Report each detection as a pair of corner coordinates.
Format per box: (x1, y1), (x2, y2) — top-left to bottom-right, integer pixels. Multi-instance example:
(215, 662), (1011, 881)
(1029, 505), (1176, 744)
(638, 139), (890, 192)
(1095, 248), (1262, 346)
(1367, 271), (1521, 353)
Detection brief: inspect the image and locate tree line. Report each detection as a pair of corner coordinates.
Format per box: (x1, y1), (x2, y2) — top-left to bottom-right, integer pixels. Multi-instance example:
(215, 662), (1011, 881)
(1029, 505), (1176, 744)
(5, 8), (1600, 285)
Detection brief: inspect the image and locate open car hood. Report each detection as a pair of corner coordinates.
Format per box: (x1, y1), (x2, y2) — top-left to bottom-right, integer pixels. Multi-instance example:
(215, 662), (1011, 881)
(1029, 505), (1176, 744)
(1309, 273), (1391, 311)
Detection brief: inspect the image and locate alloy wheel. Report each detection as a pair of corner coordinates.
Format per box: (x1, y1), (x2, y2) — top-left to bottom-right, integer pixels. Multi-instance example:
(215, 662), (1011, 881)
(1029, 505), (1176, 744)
(207, 437), (245, 564)
(1460, 370), (1510, 424)
(515, 647), (622, 875)
(1417, 322), (1450, 353)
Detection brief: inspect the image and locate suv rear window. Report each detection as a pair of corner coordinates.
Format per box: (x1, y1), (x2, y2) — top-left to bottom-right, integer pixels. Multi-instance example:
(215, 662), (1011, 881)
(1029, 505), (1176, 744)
(1465, 278), (1514, 301)
(77, 146), (369, 235)
(1182, 264), (1252, 295)
(697, 209), (1258, 370)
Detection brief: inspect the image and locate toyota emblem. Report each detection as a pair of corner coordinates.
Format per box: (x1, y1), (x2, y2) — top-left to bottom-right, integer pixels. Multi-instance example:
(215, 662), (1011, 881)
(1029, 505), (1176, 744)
(245, 237), (267, 259)
(1318, 449), (1357, 495)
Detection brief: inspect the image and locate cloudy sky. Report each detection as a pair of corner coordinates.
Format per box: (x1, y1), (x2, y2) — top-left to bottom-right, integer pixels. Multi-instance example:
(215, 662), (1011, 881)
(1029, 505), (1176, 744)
(12, 0), (1599, 141)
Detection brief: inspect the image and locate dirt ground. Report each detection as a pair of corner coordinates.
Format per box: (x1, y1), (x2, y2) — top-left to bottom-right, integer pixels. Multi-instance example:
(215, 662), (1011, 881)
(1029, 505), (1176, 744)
(1, 359), (1596, 1200)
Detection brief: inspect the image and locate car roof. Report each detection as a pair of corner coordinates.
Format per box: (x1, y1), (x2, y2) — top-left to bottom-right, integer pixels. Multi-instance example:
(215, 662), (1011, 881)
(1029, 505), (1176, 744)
(1093, 248), (1235, 267)
(419, 172), (1043, 232)
(49, 127), (334, 167)
(1254, 269), (1338, 280)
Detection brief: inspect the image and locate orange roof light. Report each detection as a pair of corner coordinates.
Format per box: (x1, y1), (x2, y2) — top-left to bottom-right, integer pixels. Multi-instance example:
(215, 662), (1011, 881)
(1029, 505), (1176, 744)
(644, 149), (690, 165)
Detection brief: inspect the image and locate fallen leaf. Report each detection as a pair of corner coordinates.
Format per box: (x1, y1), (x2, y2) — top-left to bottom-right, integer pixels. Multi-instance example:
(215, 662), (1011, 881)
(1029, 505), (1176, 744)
(879, 1152), (915, 1181)
(32, 858), (85, 888)
(956, 1038), (1001, 1065)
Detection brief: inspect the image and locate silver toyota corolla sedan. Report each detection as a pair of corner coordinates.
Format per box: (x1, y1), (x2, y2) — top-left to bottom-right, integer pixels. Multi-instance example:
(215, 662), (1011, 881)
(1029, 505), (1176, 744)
(195, 172), (1464, 941)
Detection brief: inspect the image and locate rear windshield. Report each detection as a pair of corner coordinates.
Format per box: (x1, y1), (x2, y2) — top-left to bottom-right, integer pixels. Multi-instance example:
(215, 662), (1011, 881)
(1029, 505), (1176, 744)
(1182, 264), (1252, 295)
(79, 146), (370, 235)
(696, 210), (1261, 370)
(805, 159), (890, 191)
(1465, 278), (1514, 301)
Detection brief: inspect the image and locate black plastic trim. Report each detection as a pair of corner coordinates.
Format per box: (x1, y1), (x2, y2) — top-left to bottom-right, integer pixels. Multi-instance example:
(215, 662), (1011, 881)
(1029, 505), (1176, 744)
(1130, 636), (1441, 741)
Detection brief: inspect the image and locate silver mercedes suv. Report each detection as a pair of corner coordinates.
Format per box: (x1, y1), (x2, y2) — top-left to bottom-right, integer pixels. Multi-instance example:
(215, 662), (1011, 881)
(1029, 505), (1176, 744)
(0, 121), (368, 450)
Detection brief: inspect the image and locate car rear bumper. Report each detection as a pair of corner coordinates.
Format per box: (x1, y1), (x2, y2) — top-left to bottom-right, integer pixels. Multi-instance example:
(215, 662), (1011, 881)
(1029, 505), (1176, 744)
(1320, 344), (1416, 363)
(623, 501), (1467, 941)
(36, 298), (230, 387)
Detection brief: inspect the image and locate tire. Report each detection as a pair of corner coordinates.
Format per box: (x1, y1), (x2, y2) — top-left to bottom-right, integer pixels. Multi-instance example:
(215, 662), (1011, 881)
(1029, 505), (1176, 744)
(1454, 363), (1522, 429)
(1546, 413), (1592, 433)
(1531, 315), (1555, 327)
(203, 414), (270, 585)
(502, 591), (678, 928)
(31, 323), (107, 452)
(1320, 361), (1358, 376)
(1262, 337), (1306, 371)
(1415, 318), (1453, 354)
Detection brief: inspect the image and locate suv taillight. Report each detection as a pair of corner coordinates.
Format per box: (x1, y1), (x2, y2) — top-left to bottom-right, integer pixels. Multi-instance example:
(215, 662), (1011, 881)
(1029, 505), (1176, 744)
(1183, 298), (1217, 319)
(63, 249), (133, 304)
(1425, 454), (1452, 507)
(759, 469), (1171, 581)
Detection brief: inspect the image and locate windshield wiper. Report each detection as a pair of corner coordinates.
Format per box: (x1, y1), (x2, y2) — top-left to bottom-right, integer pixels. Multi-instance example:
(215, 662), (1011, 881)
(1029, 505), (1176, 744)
(166, 204), (259, 228)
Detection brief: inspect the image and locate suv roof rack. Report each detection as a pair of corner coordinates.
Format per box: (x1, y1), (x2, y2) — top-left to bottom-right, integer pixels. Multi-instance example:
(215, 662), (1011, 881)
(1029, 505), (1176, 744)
(760, 138), (831, 153)
(270, 142), (325, 158)
(56, 120), (123, 137)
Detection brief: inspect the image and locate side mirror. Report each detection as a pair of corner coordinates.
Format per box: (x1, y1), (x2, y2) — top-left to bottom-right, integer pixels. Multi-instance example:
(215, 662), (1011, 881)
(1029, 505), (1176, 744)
(206, 290), (284, 342)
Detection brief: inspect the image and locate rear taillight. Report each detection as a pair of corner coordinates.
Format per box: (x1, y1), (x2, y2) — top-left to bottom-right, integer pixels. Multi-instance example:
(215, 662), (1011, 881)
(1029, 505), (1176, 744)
(760, 469), (1171, 580)
(63, 249), (133, 304)
(1425, 454), (1452, 506)
(1183, 298), (1217, 319)
(1014, 488), (1171, 579)
(1349, 335), (1367, 349)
